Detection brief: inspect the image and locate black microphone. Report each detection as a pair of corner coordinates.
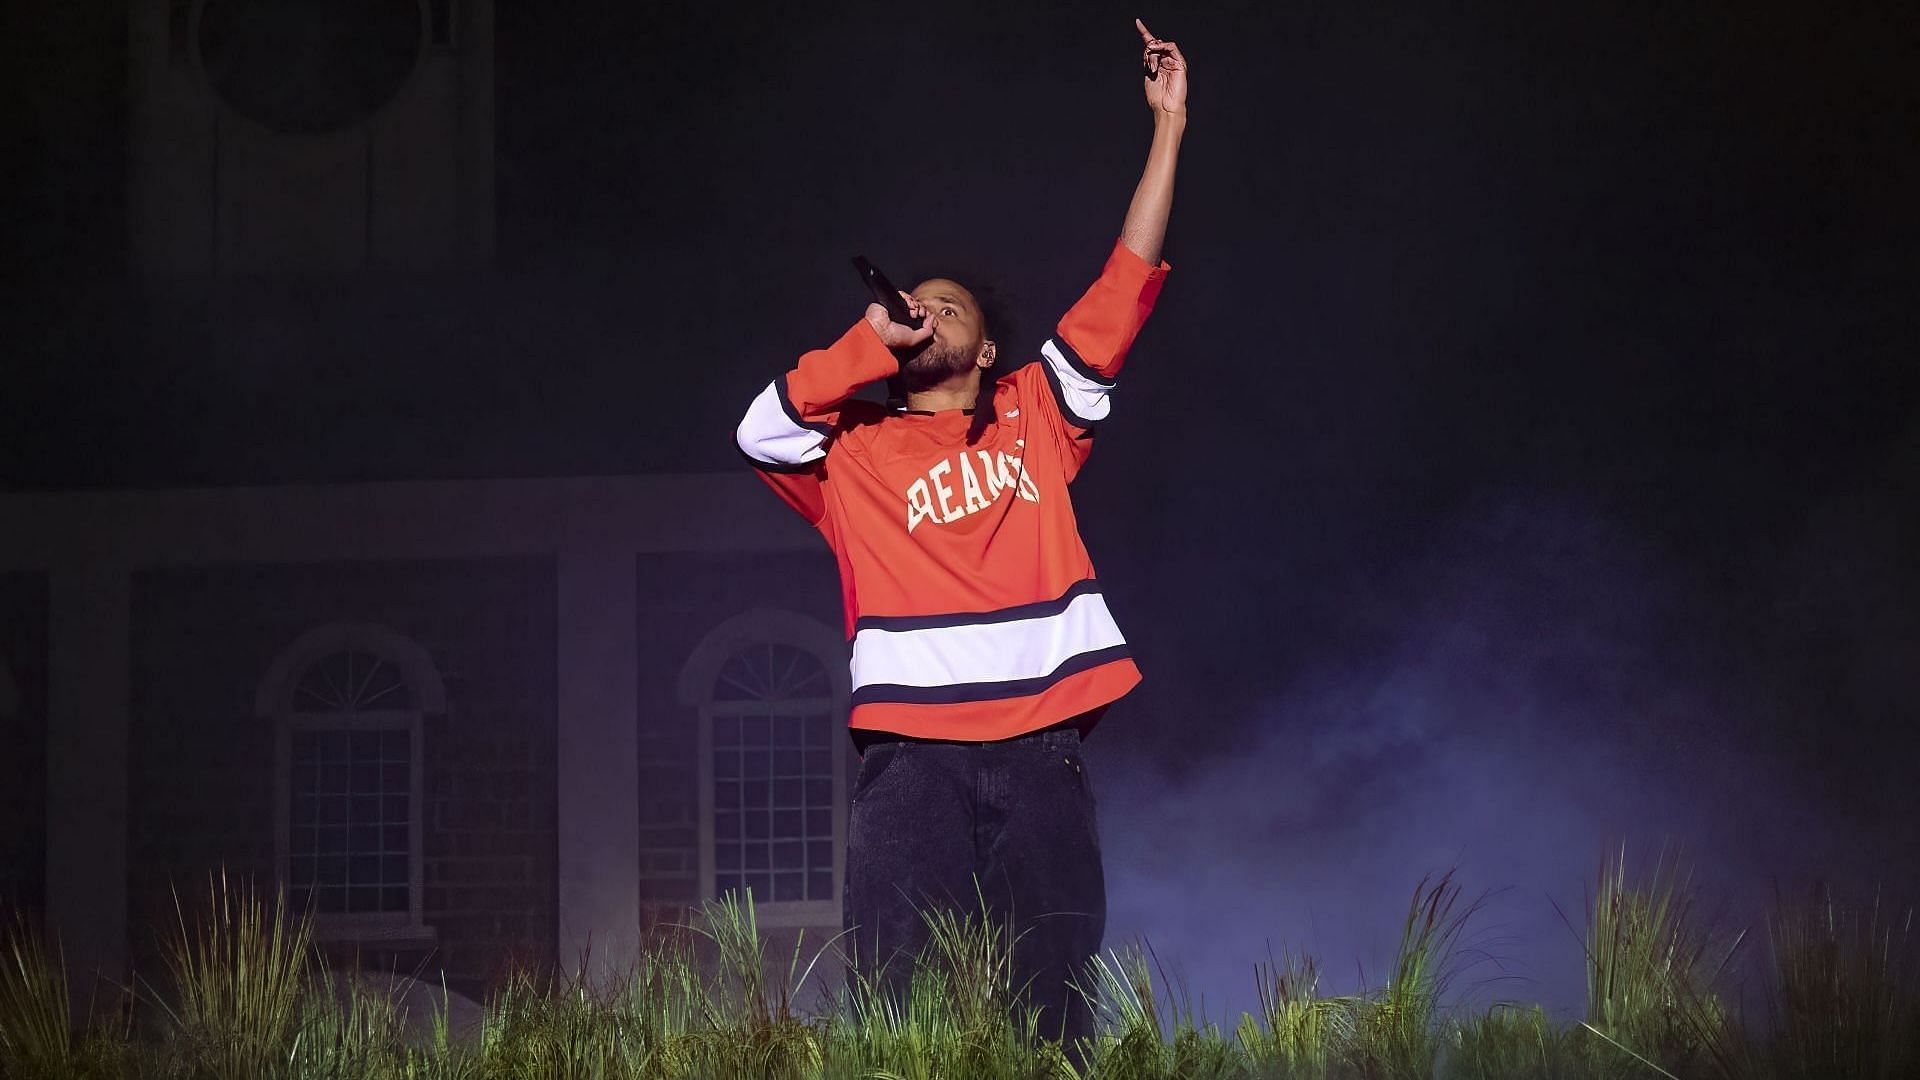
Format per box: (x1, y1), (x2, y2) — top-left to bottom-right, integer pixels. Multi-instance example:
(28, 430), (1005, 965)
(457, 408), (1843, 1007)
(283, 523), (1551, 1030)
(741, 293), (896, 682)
(852, 256), (923, 330)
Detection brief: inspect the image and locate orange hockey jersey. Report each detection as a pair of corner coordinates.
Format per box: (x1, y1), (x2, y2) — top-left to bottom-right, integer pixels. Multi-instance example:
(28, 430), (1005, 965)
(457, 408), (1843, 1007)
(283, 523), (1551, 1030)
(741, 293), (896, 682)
(736, 238), (1170, 743)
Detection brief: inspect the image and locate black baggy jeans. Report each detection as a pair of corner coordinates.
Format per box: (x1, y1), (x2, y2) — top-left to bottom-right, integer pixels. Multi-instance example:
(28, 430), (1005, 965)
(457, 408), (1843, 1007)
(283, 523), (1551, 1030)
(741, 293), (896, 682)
(842, 723), (1105, 1045)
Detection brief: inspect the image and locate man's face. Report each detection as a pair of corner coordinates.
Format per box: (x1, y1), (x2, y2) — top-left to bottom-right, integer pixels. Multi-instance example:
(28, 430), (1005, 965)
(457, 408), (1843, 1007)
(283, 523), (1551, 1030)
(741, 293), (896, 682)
(899, 278), (991, 386)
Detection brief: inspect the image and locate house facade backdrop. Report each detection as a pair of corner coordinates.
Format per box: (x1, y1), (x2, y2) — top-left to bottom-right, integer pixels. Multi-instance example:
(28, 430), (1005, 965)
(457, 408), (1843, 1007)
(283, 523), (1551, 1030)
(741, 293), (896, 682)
(6, 0), (870, 1004)
(0, 475), (851, 1003)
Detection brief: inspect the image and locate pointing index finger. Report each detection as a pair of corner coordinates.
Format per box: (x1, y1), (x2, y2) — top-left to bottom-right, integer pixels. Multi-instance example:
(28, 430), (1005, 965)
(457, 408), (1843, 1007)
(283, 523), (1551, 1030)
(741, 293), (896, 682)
(1135, 17), (1156, 43)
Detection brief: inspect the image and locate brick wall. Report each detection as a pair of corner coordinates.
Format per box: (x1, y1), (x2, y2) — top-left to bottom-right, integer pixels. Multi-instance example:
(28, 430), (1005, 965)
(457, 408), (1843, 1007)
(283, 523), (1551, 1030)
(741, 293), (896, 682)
(633, 548), (840, 918)
(0, 573), (48, 917)
(128, 557), (557, 1002)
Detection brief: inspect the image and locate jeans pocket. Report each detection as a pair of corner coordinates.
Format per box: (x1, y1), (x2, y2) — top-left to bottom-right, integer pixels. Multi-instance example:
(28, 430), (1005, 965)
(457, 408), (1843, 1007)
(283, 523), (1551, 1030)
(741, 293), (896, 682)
(1062, 751), (1098, 831)
(852, 742), (905, 804)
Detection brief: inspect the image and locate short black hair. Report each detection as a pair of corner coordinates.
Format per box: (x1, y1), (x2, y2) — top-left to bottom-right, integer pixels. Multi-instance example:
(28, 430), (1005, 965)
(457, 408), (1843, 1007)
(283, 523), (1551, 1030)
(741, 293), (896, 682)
(902, 266), (1019, 446)
(904, 266), (1018, 355)
(917, 269), (1013, 445)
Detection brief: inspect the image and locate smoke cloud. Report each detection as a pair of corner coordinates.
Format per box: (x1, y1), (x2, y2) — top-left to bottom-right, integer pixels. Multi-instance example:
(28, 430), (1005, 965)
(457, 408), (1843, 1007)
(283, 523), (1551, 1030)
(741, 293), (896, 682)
(1093, 491), (1900, 1028)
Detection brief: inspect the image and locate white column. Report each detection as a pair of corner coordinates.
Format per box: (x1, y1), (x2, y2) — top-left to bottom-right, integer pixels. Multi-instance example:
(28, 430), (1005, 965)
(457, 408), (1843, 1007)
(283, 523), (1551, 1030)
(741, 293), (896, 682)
(554, 549), (641, 980)
(46, 567), (129, 1008)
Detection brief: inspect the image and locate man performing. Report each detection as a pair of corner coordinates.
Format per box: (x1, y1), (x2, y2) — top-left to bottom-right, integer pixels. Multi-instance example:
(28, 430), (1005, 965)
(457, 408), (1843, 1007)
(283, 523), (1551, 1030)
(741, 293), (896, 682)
(734, 19), (1187, 1046)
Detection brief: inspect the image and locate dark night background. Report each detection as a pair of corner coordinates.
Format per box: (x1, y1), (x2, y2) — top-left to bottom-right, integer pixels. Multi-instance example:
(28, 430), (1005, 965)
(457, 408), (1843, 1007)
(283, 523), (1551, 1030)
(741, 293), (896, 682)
(4, 0), (1916, 1025)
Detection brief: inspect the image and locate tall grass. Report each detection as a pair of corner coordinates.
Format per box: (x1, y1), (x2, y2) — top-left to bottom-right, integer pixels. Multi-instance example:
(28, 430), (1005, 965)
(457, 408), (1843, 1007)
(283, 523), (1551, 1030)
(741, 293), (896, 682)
(1353, 869), (1493, 1080)
(1235, 944), (1343, 1078)
(1443, 1003), (1582, 1080)
(287, 962), (410, 1078)
(1759, 880), (1919, 1080)
(0, 909), (75, 1078)
(824, 883), (1071, 1080)
(1556, 840), (1742, 1079)
(1078, 943), (1241, 1079)
(145, 868), (312, 1078)
(1, 848), (1912, 1079)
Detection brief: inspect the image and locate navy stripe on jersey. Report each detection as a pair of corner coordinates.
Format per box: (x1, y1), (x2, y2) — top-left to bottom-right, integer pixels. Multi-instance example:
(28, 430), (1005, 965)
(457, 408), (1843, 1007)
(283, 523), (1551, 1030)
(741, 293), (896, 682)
(853, 579), (1104, 635)
(738, 379), (830, 467)
(1048, 331), (1116, 387)
(779, 372), (834, 437)
(849, 644), (1132, 707)
(1039, 352), (1105, 429)
(734, 443), (816, 475)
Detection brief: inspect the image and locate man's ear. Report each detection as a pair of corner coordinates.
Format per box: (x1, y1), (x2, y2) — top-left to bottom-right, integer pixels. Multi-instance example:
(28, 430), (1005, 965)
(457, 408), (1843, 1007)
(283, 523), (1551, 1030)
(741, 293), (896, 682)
(980, 340), (998, 368)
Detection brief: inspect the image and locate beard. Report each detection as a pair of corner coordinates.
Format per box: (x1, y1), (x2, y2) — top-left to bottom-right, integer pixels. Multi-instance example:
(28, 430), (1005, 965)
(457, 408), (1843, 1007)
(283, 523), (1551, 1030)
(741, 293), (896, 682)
(896, 337), (977, 392)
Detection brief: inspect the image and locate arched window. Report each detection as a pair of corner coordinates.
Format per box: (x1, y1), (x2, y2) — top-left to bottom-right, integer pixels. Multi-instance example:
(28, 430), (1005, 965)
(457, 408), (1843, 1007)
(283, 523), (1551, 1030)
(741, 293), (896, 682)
(680, 610), (849, 929)
(258, 624), (443, 942)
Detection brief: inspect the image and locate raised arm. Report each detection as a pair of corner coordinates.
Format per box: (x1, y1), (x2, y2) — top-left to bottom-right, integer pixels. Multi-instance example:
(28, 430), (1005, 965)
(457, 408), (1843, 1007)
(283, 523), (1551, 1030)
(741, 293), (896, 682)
(1120, 18), (1188, 267)
(736, 295), (933, 523)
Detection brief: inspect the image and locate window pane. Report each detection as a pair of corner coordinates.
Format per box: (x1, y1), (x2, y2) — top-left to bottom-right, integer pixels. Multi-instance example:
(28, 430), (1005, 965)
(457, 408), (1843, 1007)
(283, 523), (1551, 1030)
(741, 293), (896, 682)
(381, 885), (408, 912)
(773, 872), (803, 902)
(808, 869), (834, 900)
(808, 840), (832, 869)
(297, 653), (413, 712)
(320, 761), (350, 793)
(296, 725), (414, 913)
(715, 873), (742, 897)
(741, 715), (768, 745)
(706, 641), (845, 909)
(772, 810), (801, 838)
(319, 732), (350, 761)
(289, 858), (315, 887)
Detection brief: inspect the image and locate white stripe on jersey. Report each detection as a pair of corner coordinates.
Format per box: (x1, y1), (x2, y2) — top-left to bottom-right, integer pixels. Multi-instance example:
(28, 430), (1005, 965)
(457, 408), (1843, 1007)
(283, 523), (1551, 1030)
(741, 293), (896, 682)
(1041, 339), (1115, 423)
(851, 589), (1126, 692)
(736, 380), (826, 467)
